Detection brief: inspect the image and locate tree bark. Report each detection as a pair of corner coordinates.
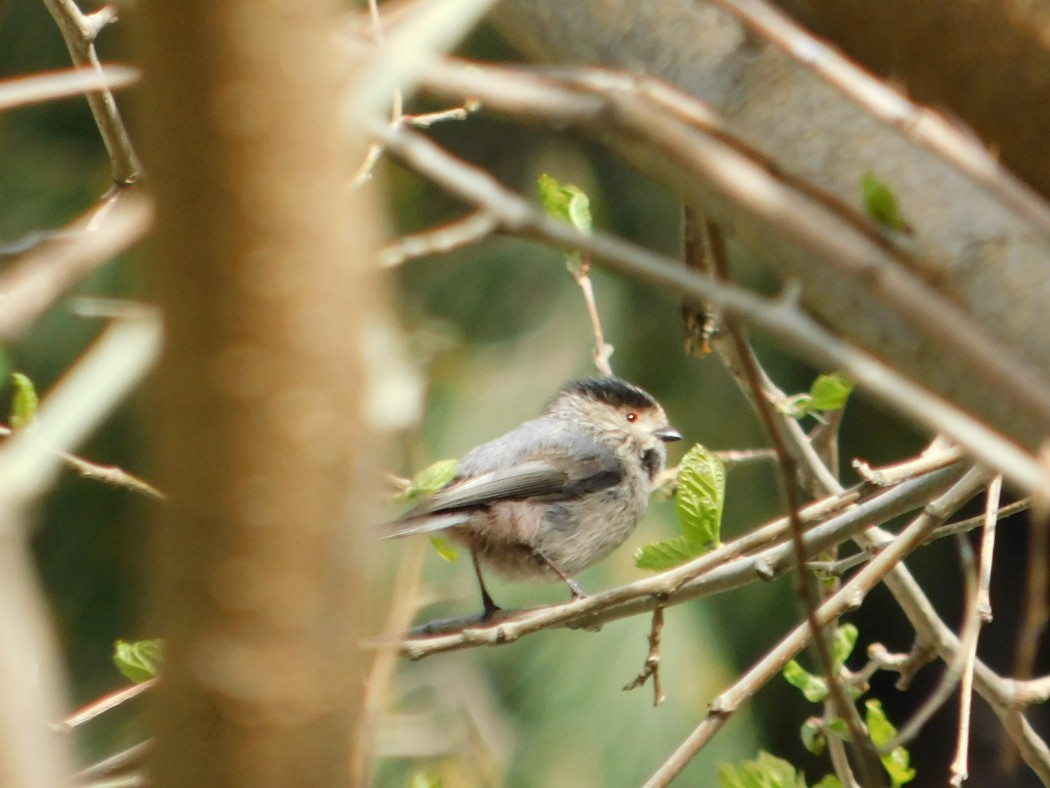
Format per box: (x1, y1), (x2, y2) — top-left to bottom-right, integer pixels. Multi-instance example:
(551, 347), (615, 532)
(137, 1), (378, 785)
(776, 0), (1050, 200)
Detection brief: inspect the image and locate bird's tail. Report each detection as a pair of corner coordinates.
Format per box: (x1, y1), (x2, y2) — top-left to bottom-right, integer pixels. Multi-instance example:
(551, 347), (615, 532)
(380, 511), (473, 540)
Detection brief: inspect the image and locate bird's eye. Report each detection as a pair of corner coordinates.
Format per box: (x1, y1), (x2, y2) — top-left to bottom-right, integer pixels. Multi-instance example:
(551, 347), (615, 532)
(626, 411), (638, 423)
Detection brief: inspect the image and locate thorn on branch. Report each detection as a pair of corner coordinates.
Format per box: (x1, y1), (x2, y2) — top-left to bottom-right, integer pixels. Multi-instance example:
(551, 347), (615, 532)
(623, 606), (666, 706)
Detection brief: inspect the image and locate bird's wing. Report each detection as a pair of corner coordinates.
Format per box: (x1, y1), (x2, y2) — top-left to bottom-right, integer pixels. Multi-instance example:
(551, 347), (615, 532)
(396, 419), (624, 520)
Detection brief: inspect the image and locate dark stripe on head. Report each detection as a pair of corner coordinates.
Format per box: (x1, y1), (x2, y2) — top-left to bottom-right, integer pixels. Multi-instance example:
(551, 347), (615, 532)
(559, 377), (658, 410)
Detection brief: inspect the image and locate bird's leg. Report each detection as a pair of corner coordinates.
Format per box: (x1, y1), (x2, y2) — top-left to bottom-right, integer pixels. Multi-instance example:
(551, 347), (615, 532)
(534, 550), (588, 600)
(471, 551), (501, 619)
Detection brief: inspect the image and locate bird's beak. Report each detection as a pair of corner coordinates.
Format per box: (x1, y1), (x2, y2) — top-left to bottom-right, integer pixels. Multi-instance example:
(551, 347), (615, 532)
(653, 426), (682, 443)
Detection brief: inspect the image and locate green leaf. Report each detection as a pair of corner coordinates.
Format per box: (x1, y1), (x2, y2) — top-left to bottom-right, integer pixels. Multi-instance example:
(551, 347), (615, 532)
(717, 751), (808, 788)
(861, 172), (908, 232)
(865, 699), (917, 786)
(537, 173), (592, 233)
(832, 623), (858, 668)
(783, 659), (828, 703)
(634, 443), (724, 571)
(633, 535), (708, 571)
(10, 373), (38, 430)
(114, 638), (163, 682)
(807, 373), (855, 412)
(782, 373), (854, 420)
(801, 717), (826, 756)
(675, 443), (725, 546)
(429, 536), (459, 563)
(400, 459), (459, 502)
(538, 173), (592, 276)
(812, 776), (843, 788)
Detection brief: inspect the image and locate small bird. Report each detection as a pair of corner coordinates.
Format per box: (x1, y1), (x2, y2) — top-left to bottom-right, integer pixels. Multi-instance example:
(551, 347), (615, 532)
(386, 377), (681, 617)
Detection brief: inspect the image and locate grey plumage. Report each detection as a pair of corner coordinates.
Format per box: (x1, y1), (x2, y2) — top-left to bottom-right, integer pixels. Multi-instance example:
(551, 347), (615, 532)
(386, 377), (681, 615)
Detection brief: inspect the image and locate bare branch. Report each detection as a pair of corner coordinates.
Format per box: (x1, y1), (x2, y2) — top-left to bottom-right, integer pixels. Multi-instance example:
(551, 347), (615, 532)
(380, 210), (498, 267)
(42, 0), (141, 183)
(59, 680), (155, 731)
(0, 64), (137, 112)
(622, 607), (666, 707)
(374, 121), (1050, 498)
(642, 468), (986, 787)
(0, 189), (153, 341)
(0, 424), (162, 498)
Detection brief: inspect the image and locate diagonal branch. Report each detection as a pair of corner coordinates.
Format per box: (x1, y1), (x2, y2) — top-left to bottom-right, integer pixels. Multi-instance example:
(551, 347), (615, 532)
(42, 0), (141, 183)
(374, 121), (1050, 498)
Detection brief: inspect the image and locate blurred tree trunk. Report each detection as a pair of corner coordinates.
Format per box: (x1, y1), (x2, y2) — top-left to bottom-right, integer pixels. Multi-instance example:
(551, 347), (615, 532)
(136, 1), (378, 785)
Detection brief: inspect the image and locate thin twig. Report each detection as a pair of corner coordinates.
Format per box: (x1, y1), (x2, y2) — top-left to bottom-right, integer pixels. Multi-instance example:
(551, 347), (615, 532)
(696, 211), (869, 783)
(1014, 474), (1050, 685)
(853, 440), (964, 487)
(573, 256), (614, 376)
(380, 210), (499, 267)
(0, 189), (153, 341)
(951, 533), (983, 785)
(926, 497), (1029, 545)
(978, 476), (1003, 622)
(723, 261), (883, 785)
(1004, 454), (1050, 772)
(0, 65), (137, 112)
(641, 468), (986, 787)
(0, 425), (163, 498)
(41, 0), (140, 183)
(58, 679), (155, 731)
(623, 607), (666, 706)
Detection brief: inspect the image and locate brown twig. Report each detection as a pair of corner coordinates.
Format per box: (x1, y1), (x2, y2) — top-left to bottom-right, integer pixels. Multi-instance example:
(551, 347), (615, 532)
(58, 680), (155, 731)
(0, 424), (163, 499)
(951, 530), (983, 785)
(977, 476), (1003, 623)
(623, 607), (666, 707)
(41, 0), (140, 183)
(379, 210), (499, 267)
(573, 256), (614, 376)
(642, 467), (986, 787)
(721, 271), (882, 784)
(691, 211), (873, 783)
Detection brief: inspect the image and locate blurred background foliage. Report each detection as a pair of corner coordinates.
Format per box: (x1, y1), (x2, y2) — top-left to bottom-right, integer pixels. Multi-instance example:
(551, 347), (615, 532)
(0, 2), (1042, 785)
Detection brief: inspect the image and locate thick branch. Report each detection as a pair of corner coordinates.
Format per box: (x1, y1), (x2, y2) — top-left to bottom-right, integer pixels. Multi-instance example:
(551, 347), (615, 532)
(486, 0), (1050, 451)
